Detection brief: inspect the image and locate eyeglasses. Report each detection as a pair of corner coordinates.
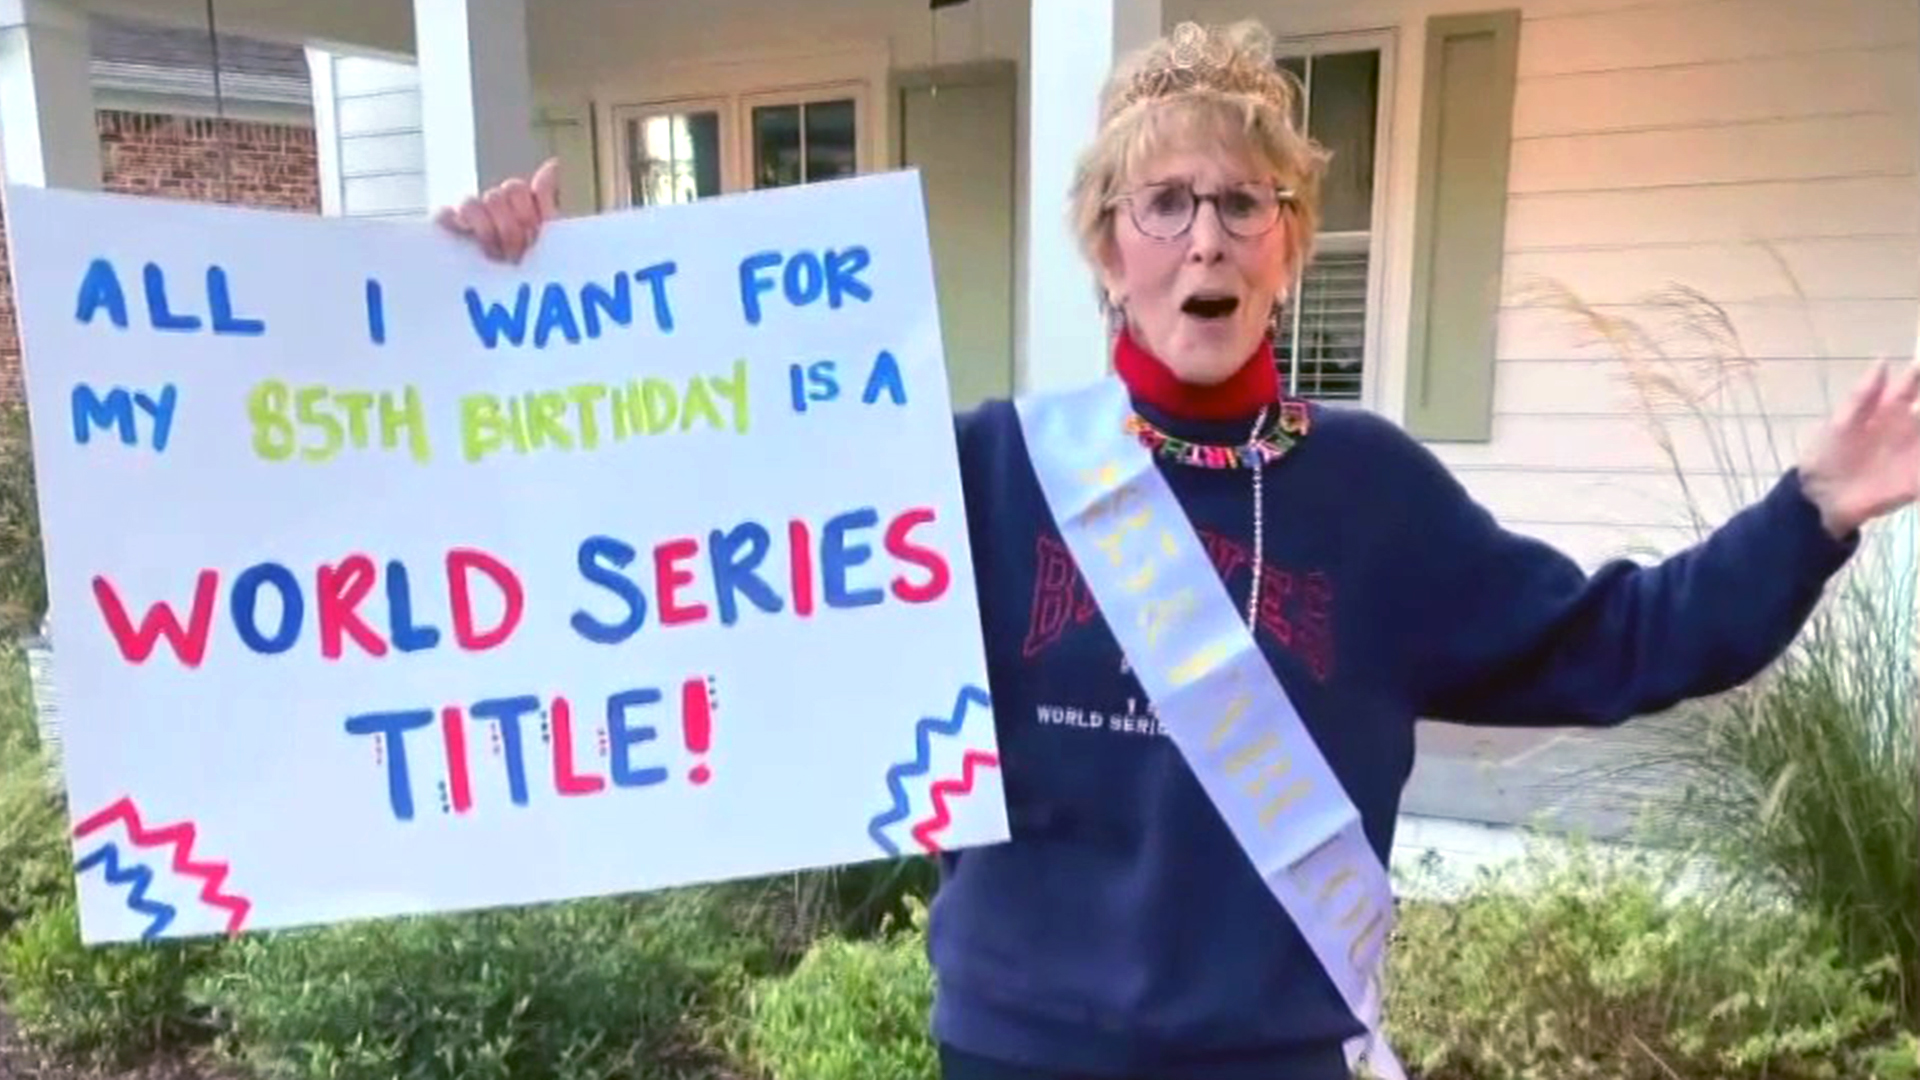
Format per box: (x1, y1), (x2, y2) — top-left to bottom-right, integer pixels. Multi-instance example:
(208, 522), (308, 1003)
(1109, 181), (1296, 241)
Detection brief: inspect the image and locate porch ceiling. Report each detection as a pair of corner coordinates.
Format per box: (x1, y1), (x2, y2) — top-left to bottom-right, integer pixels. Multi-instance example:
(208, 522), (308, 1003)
(64, 0), (1003, 84)
(67, 0), (418, 56)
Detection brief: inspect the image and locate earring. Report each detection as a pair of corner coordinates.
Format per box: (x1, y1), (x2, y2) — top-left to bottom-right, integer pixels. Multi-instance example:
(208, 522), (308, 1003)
(1106, 297), (1128, 337)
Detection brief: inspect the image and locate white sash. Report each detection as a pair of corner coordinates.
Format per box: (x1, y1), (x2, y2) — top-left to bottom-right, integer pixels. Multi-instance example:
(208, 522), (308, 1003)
(1014, 377), (1405, 1080)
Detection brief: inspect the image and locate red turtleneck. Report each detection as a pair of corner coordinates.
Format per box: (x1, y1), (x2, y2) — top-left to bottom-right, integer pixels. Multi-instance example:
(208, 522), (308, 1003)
(1112, 328), (1279, 421)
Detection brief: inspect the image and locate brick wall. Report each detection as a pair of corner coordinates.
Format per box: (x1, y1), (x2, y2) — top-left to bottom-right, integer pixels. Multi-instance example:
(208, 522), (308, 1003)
(0, 110), (320, 404)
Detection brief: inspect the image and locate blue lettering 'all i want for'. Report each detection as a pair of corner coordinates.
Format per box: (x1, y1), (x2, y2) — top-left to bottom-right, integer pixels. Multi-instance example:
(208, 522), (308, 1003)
(738, 247), (874, 326)
(71, 384), (178, 451)
(464, 262), (678, 349)
(73, 259), (265, 336)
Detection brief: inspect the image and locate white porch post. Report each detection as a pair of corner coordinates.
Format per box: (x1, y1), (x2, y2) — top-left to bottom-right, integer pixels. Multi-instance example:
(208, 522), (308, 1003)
(0, 0), (97, 190)
(1020, 0), (1161, 392)
(411, 0), (540, 211)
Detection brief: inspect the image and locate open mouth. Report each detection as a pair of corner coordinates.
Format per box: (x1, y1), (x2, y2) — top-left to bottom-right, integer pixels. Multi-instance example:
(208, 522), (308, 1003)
(1181, 294), (1240, 320)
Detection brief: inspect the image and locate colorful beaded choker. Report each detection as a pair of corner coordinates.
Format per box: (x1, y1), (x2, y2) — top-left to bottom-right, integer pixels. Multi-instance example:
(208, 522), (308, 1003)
(1125, 399), (1311, 469)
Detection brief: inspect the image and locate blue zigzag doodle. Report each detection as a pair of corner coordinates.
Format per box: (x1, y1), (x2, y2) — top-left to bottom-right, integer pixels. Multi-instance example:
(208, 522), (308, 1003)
(75, 843), (177, 940)
(868, 684), (992, 857)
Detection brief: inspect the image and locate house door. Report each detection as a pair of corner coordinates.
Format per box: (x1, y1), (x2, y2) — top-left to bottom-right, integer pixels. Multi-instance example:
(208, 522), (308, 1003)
(898, 64), (1016, 408)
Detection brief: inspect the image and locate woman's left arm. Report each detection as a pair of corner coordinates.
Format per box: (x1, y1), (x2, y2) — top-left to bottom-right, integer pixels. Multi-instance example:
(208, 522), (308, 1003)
(1409, 359), (1919, 727)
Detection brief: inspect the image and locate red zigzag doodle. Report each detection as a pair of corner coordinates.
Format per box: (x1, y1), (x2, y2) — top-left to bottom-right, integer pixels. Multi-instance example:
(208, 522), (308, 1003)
(909, 751), (1001, 854)
(72, 797), (252, 937)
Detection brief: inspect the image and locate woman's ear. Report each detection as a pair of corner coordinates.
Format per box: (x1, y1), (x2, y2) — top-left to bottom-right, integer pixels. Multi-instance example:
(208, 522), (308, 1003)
(1097, 235), (1127, 310)
(1275, 213), (1302, 284)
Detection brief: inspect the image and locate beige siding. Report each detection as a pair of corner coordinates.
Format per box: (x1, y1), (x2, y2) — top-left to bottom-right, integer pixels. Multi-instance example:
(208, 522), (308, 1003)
(1514, 0), (1916, 74)
(1505, 237), (1919, 304)
(1494, 357), (1876, 416)
(1497, 298), (1916, 361)
(1506, 177), (1920, 247)
(1175, 0), (1917, 568)
(1512, 46), (1915, 136)
(335, 88), (422, 135)
(1438, 413), (1830, 473)
(309, 53), (429, 219)
(337, 130), (425, 177)
(1509, 115), (1914, 193)
(1464, 0), (1918, 566)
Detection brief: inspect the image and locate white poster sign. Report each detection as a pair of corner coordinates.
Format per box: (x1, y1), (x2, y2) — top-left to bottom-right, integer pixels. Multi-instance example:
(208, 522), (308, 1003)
(3, 172), (1005, 944)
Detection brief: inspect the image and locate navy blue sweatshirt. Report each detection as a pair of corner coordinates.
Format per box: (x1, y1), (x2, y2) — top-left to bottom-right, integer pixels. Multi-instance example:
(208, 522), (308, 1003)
(926, 385), (1856, 1078)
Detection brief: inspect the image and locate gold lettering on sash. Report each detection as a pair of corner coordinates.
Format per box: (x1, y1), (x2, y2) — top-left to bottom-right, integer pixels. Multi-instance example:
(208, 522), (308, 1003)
(1079, 460), (1123, 492)
(1339, 896), (1369, 928)
(1223, 731), (1278, 774)
(1319, 867), (1357, 906)
(1170, 638), (1232, 685)
(1219, 727), (1317, 828)
(1140, 589), (1198, 649)
(1244, 751), (1296, 795)
(1307, 857), (1393, 972)
(1123, 559), (1158, 593)
(1082, 477), (1142, 526)
(1257, 778), (1314, 827)
(1095, 504), (1152, 566)
(1208, 690), (1253, 750)
(1347, 910), (1389, 968)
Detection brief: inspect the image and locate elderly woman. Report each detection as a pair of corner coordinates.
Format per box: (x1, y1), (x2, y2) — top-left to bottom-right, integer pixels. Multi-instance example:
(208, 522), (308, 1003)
(443, 20), (1918, 1080)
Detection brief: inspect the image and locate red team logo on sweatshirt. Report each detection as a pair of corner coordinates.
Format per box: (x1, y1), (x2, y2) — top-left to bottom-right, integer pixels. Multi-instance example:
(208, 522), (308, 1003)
(1020, 532), (1334, 680)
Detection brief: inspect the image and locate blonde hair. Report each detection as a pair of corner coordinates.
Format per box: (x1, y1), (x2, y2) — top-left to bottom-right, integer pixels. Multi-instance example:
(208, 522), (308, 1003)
(1070, 20), (1329, 289)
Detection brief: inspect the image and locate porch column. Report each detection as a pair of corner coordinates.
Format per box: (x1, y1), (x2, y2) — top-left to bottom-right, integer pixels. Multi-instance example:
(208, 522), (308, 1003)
(411, 0), (540, 211)
(1020, 0), (1161, 392)
(0, 0), (97, 190)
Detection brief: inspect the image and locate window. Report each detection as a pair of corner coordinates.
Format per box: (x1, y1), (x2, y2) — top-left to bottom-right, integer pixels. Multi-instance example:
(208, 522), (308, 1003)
(1276, 45), (1385, 403)
(623, 105), (723, 207)
(751, 97), (858, 189)
(612, 86), (866, 207)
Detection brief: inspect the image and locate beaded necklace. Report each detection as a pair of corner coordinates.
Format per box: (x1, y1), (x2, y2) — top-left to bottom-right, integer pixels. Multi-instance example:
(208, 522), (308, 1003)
(1124, 399), (1310, 469)
(1122, 399), (1311, 631)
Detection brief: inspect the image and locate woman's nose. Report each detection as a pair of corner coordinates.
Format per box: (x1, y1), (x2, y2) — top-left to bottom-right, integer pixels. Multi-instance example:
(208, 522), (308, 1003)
(1187, 201), (1228, 261)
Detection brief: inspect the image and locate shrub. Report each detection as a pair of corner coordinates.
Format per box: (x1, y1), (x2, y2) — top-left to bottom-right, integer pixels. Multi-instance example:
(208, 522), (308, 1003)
(1526, 276), (1920, 1023)
(0, 404), (46, 636)
(0, 644), (69, 934)
(0, 641), (35, 760)
(0, 897), (217, 1068)
(1388, 842), (1913, 1080)
(196, 888), (771, 1080)
(725, 859), (1914, 1080)
(718, 858), (939, 958)
(1645, 552), (1920, 1024)
(0, 750), (69, 931)
(738, 900), (936, 1080)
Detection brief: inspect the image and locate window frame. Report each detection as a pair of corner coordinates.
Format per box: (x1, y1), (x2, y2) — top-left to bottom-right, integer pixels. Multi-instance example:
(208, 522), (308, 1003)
(738, 82), (870, 190)
(605, 81), (872, 208)
(1273, 27), (1396, 410)
(607, 95), (732, 209)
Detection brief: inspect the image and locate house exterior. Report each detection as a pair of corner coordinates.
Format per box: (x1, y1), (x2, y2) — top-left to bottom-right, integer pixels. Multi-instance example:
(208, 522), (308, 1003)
(2, 0), (1913, 860)
(0, 12), (321, 402)
(7, 0), (1914, 577)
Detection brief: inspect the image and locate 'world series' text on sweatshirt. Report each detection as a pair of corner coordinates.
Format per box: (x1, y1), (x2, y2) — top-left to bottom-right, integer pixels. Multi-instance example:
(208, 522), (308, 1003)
(926, 334), (1858, 1080)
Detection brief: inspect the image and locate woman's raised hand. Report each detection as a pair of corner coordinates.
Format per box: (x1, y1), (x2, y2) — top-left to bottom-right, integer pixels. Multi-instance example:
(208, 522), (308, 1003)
(1796, 357), (1920, 539)
(434, 156), (560, 263)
